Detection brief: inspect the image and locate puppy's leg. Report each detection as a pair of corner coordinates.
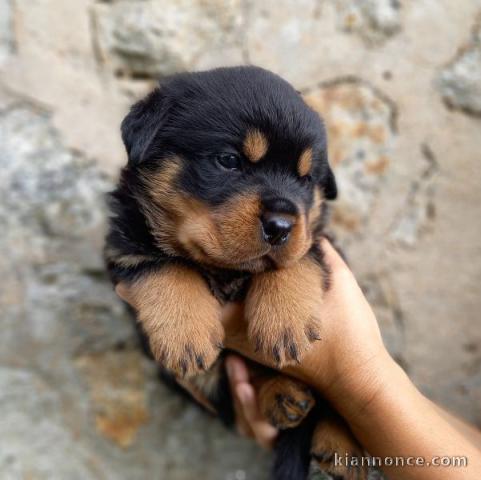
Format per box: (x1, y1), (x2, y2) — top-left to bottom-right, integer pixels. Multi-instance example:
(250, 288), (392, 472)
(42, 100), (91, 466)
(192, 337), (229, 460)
(128, 264), (224, 377)
(245, 253), (324, 366)
(173, 357), (236, 426)
(309, 412), (368, 480)
(255, 374), (315, 430)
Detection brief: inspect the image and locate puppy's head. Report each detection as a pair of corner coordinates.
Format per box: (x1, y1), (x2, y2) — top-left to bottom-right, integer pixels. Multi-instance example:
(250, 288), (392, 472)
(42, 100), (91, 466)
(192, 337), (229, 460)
(122, 66), (337, 271)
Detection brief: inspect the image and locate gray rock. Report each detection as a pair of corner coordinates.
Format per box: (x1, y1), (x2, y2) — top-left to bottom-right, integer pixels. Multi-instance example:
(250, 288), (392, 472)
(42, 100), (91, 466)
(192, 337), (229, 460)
(93, 0), (244, 78)
(391, 144), (438, 246)
(360, 273), (405, 365)
(437, 15), (481, 116)
(304, 78), (397, 239)
(0, 0), (14, 65)
(334, 0), (402, 45)
(0, 103), (271, 479)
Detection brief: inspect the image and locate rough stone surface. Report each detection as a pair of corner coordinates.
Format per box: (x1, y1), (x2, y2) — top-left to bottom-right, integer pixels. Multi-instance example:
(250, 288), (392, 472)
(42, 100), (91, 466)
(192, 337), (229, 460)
(0, 0), (14, 65)
(1, 0), (481, 478)
(304, 78), (396, 237)
(0, 104), (270, 479)
(437, 14), (481, 116)
(93, 0), (245, 78)
(391, 144), (438, 246)
(335, 0), (402, 45)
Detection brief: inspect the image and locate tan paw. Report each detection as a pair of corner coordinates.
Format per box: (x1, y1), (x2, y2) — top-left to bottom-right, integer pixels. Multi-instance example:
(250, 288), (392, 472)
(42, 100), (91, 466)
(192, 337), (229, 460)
(247, 313), (321, 367)
(130, 265), (224, 378)
(245, 257), (323, 367)
(145, 315), (224, 377)
(309, 416), (368, 480)
(258, 376), (315, 429)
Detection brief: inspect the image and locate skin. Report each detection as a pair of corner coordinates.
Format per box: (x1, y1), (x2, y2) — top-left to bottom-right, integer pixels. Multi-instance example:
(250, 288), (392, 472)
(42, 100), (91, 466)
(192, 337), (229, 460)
(116, 239), (481, 479)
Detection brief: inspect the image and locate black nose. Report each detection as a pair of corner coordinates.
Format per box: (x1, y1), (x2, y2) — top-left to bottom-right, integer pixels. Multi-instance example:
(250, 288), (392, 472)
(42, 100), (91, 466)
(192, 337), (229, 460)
(261, 214), (293, 246)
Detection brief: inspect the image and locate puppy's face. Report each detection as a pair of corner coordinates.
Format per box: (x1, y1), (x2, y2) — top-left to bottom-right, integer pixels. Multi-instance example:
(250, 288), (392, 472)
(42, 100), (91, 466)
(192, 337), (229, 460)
(122, 67), (337, 272)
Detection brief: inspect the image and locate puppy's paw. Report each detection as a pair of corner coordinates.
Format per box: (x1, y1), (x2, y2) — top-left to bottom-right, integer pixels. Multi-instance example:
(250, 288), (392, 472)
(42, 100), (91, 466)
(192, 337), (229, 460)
(245, 258), (323, 367)
(147, 315), (224, 378)
(258, 376), (315, 429)
(129, 266), (224, 378)
(309, 416), (368, 480)
(247, 312), (321, 367)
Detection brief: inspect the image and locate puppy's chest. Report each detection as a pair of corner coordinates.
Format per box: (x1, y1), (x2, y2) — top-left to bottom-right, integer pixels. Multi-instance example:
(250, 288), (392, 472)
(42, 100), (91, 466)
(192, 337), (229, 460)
(200, 267), (252, 303)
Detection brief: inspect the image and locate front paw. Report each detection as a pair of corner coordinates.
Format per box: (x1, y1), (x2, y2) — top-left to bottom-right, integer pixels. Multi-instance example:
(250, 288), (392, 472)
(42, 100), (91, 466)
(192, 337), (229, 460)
(247, 314), (321, 367)
(245, 260), (323, 367)
(245, 291), (322, 367)
(140, 308), (224, 378)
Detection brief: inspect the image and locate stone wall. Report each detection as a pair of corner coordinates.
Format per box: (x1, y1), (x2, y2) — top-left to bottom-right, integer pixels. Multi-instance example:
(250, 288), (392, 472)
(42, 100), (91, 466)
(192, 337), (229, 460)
(1, 1), (480, 479)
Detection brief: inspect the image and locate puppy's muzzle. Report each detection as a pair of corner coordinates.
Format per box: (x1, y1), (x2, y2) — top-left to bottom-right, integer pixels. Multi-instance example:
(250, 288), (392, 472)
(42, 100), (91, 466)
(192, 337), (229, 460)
(261, 197), (297, 246)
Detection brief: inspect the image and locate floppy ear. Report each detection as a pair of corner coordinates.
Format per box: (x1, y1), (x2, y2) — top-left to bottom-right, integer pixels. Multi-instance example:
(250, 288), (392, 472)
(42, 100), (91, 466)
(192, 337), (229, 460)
(121, 88), (167, 166)
(324, 166), (338, 200)
(318, 147), (338, 200)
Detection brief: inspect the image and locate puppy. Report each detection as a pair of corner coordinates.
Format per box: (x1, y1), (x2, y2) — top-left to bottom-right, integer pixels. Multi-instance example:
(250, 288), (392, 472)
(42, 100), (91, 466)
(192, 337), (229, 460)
(105, 66), (367, 480)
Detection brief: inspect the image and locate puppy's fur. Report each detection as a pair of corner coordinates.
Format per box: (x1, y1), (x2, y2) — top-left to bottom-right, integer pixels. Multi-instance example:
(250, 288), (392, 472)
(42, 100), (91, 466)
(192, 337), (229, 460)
(105, 66), (367, 479)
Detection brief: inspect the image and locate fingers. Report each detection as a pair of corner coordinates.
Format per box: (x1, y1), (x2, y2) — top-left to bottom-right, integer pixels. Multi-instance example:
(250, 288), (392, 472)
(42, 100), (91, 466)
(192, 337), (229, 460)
(320, 238), (355, 286)
(320, 237), (348, 271)
(226, 355), (278, 449)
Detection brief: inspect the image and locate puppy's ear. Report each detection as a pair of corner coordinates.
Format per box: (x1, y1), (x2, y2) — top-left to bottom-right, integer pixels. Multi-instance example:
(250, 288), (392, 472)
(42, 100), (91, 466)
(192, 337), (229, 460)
(121, 88), (167, 166)
(319, 148), (337, 200)
(324, 166), (337, 200)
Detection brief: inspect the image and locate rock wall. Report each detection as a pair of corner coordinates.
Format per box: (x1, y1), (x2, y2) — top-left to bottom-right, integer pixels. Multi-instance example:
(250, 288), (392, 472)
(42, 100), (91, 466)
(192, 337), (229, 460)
(1, 1), (480, 479)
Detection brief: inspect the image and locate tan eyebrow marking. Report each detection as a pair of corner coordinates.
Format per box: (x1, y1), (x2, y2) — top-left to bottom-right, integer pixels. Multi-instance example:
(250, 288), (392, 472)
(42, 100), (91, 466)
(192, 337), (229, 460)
(298, 147), (313, 177)
(243, 129), (269, 163)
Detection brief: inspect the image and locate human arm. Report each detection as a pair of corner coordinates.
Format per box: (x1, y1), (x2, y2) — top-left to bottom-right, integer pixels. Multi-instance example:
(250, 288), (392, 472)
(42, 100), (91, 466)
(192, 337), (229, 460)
(220, 239), (481, 479)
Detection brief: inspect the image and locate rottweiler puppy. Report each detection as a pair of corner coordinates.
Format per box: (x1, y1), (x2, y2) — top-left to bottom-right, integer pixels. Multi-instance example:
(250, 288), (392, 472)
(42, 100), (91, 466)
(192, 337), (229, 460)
(105, 66), (367, 480)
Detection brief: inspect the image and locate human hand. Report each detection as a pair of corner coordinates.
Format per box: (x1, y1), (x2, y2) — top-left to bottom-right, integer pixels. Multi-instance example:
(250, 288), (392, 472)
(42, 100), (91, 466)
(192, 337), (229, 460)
(220, 238), (392, 421)
(116, 238), (392, 424)
(225, 354), (278, 449)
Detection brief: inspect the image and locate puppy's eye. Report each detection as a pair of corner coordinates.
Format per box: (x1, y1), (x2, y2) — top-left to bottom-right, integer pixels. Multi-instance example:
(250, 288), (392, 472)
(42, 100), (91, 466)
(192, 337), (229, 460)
(215, 153), (241, 171)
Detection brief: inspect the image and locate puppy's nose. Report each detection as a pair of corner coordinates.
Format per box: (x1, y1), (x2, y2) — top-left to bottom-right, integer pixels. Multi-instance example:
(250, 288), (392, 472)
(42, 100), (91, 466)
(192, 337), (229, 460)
(261, 214), (293, 246)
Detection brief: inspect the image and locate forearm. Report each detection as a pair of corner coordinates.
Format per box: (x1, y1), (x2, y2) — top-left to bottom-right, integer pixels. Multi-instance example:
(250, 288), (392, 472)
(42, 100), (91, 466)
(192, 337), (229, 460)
(432, 401), (481, 451)
(325, 354), (481, 480)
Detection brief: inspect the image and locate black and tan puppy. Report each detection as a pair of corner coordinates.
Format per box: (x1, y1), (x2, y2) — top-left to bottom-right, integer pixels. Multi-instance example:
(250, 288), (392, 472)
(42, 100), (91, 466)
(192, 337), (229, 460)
(105, 66), (366, 480)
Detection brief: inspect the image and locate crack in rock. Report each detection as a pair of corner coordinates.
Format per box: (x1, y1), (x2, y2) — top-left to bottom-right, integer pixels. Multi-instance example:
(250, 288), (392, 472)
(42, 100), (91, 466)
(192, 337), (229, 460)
(391, 143), (439, 246)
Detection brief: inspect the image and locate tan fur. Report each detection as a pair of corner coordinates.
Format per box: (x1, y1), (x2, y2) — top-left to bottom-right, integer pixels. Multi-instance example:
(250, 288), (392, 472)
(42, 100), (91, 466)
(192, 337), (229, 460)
(308, 186), (323, 231)
(105, 247), (155, 268)
(128, 265), (223, 377)
(298, 147), (313, 177)
(310, 415), (368, 480)
(140, 158), (312, 271)
(176, 359), (224, 414)
(245, 255), (324, 366)
(267, 208), (312, 269)
(256, 375), (315, 429)
(243, 129), (269, 163)
(177, 193), (272, 271)
(137, 158), (184, 256)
